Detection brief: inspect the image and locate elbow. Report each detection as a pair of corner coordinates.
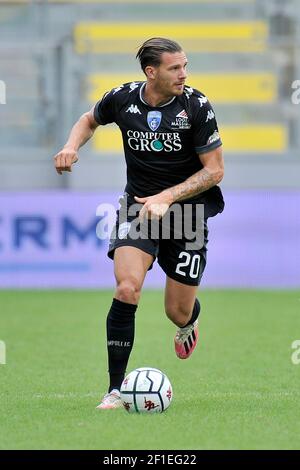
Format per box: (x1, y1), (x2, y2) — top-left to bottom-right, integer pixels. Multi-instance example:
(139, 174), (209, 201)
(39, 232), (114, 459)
(211, 167), (224, 185)
(217, 168), (224, 184)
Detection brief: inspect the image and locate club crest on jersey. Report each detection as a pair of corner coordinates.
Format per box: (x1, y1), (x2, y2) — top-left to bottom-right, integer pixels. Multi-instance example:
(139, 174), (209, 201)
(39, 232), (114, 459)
(147, 111), (162, 131)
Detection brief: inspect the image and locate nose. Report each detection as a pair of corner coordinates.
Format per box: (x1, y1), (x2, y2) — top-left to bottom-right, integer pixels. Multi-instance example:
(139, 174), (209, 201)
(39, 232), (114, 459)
(179, 68), (187, 80)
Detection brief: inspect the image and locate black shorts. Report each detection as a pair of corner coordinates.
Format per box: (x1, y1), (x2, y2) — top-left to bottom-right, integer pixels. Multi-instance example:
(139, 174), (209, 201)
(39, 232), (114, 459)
(108, 193), (209, 286)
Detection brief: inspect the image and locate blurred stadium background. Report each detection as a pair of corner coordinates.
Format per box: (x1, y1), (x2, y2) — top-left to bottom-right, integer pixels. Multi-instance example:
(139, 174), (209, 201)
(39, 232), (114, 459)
(0, 0), (299, 289)
(1, 0), (300, 451)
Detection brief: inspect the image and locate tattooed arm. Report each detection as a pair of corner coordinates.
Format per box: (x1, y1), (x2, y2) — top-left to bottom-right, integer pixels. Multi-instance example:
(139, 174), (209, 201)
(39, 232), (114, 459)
(135, 146), (224, 220)
(165, 146), (224, 203)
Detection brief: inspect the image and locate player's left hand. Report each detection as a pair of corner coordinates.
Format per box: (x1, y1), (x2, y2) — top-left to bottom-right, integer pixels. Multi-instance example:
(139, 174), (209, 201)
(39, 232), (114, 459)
(134, 192), (173, 221)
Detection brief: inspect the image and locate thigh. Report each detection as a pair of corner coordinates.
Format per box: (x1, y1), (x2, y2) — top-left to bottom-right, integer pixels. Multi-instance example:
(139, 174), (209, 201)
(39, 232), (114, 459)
(114, 246), (153, 287)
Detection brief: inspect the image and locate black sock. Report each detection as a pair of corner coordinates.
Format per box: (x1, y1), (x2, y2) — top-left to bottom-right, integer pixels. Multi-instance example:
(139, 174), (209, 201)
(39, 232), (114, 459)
(106, 298), (137, 392)
(184, 298), (200, 327)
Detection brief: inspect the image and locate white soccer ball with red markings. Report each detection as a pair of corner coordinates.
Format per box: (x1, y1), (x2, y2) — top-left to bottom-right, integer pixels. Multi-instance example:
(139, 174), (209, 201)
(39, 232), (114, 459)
(120, 367), (173, 414)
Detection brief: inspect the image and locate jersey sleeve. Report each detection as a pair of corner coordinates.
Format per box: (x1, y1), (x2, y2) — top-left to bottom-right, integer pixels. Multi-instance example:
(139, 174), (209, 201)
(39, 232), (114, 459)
(191, 94), (222, 155)
(93, 89), (118, 125)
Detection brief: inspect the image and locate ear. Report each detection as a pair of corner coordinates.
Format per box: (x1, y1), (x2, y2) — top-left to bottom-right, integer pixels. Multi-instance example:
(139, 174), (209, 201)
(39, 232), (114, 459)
(144, 65), (156, 80)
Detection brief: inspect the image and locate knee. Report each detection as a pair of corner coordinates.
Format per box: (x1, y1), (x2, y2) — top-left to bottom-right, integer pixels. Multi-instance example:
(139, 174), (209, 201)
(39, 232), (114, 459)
(115, 278), (141, 305)
(165, 304), (192, 328)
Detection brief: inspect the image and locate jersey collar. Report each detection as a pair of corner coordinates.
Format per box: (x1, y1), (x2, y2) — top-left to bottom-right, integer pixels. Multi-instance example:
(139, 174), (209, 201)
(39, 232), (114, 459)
(139, 82), (176, 108)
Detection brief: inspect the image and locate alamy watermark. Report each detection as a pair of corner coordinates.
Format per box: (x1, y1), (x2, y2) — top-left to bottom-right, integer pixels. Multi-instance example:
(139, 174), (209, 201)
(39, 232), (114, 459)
(291, 340), (300, 365)
(0, 340), (6, 365)
(291, 80), (300, 104)
(95, 194), (205, 250)
(0, 80), (6, 104)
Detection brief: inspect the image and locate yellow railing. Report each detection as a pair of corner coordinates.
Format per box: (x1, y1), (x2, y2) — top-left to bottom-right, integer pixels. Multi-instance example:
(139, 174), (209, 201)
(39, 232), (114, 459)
(87, 73), (277, 104)
(91, 124), (287, 153)
(74, 21), (268, 54)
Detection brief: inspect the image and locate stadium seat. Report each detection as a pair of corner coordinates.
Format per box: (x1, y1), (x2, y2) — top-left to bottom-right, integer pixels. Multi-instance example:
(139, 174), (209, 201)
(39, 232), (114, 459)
(87, 73), (277, 104)
(74, 21), (268, 54)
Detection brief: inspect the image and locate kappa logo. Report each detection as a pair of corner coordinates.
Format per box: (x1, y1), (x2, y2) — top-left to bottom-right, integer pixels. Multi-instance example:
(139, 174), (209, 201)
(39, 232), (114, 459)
(184, 87), (193, 99)
(206, 110), (215, 122)
(126, 104), (142, 114)
(198, 96), (208, 107)
(129, 82), (139, 93)
(113, 85), (124, 95)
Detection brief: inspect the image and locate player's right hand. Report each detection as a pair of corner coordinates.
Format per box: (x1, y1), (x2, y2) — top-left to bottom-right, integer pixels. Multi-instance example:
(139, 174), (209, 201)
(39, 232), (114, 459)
(54, 147), (79, 175)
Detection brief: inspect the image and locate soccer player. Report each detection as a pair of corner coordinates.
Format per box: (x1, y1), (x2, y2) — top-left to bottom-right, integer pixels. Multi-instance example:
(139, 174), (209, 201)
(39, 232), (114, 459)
(54, 38), (224, 409)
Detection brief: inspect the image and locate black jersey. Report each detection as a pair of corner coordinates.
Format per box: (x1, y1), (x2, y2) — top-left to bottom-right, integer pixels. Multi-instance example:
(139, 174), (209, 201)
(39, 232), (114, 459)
(94, 82), (224, 217)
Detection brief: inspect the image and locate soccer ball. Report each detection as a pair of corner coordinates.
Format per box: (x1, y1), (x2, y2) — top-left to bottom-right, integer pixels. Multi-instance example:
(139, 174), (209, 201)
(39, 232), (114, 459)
(120, 367), (173, 414)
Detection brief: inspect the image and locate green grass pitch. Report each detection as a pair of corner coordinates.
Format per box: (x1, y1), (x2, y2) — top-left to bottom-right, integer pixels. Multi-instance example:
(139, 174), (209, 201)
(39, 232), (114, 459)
(1, 289), (300, 450)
